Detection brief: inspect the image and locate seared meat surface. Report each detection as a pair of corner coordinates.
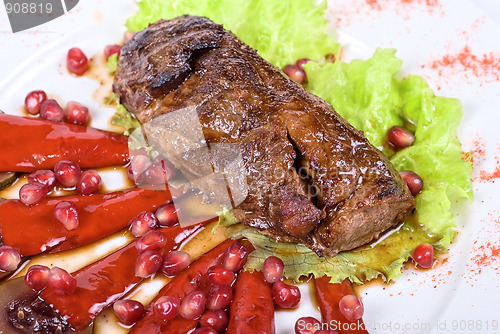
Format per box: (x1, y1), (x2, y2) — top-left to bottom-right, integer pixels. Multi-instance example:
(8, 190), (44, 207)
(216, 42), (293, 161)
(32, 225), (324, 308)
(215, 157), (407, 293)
(114, 15), (415, 256)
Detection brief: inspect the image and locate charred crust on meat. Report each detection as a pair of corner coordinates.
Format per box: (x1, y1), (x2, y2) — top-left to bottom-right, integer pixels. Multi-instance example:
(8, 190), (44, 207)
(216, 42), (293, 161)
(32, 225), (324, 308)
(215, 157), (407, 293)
(114, 15), (416, 256)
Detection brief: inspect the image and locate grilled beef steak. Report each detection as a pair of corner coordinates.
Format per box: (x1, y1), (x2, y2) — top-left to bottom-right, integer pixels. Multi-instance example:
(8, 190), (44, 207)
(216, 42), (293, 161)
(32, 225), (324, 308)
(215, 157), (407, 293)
(113, 15), (415, 256)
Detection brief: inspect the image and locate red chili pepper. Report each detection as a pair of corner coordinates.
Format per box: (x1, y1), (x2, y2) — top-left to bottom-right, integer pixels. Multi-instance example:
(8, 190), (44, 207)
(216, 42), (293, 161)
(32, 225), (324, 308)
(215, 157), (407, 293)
(227, 270), (275, 334)
(129, 239), (235, 334)
(0, 114), (129, 172)
(40, 224), (203, 330)
(0, 188), (171, 256)
(314, 276), (369, 334)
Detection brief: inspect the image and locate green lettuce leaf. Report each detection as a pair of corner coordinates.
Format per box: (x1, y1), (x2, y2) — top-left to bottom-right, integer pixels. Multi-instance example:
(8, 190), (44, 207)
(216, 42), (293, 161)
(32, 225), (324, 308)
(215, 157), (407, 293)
(111, 104), (140, 135)
(106, 53), (118, 74)
(126, 0), (339, 69)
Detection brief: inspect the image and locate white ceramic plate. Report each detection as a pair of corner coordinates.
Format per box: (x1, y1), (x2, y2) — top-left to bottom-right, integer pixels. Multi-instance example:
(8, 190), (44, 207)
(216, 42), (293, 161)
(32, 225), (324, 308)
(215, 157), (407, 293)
(0, 0), (499, 333)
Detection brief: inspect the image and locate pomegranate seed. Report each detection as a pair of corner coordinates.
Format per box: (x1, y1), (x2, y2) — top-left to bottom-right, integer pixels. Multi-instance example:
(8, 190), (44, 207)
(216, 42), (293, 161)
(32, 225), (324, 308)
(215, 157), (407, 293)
(54, 160), (82, 187)
(161, 251), (191, 277)
(207, 265), (235, 286)
(263, 256), (284, 283)
(283, 64), (306, 84)
(141, 160), (175, 186)
(399, 170), (424, 196)
(316, 330), (339, 334)
(412, 243), (434, 269)
(19, 182), (48, 205)
(136, 230), (167, 254)
(53, 201), (79, 230)
(272, 280), (301, 309)
(130, 211), (159, 237)
(24, 90), (47, 115)
(40, 99), (64, 122)
(24, 265), (50, 291)
(179, 290), (206, 320)
(192, 327), (217, 334)
(199, 309), (228, 333)
(295, 316), (321, 334)
(104, 44), (122, 60)
(387, 125), (415, 150)
(128, 154), (151, 184)
(222, 243), (249, 272)
(113, 299), (144, 326)
(135, 250), (162, 278)
(28, 169), (56, 189)
(76, 170), (102, 195)
(64, 101), (90, 124)
(67, 47), (89, 75)
(206, 284), (232, 310)
(153, 296), (180, 322)
(48, 266), (77, 295)
(0, 245), (21, 272)
(339, 294), (364, 322)
(155, 203), (179, 227)
(295, 58), (311, 82)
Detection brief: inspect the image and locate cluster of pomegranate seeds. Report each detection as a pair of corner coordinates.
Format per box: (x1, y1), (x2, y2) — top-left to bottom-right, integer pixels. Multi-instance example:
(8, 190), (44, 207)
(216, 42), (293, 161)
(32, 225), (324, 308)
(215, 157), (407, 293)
(135, 250), (163, 278)
(113, 299), (145, 326)
(387, 125), (415, 150)
(199, 309), (228, 333)
(161, 250), (191, 277)
(130, 211), (159, 237)
(40, 99), (65, 122)
(295, 316), (322, 334)
(0, 245), (21, 272)
(154, 296), (180, 321)
(179, 290), (206, 320)
(104, 44), (122, 60)
(272, 280), (301, 309)
(206, 284), (232, 310)
(53, 201), (80, 230)
(135, 230), (167, 253)
(155, 203), (179, 227)
(28, 169), (56, 189)
(263, 255), (284, 283)
(64, 101), (90, 125)
(24, 90), (47, 115)
(19, 182), (48, 205)
(48, 266), (77, 295)
(67, 47), (89, 75)
(23, 90), (91, 124)
(207, 265), (235, 286)
(76, 170), (102, 195)
(54, 160), (82, 187)
(412, 242), (434, 269)
(24, 265), (50, 290)
(399, 170), (424, 196)
(339, 294), (364, 322)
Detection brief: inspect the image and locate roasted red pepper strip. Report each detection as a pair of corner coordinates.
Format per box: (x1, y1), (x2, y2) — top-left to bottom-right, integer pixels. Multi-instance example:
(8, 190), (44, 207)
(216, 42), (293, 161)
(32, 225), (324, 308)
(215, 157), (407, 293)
(314, 276), (369, 334)
(129, 239), (235, 334)
(0, 188), (171, 256)
(0, 114), (129, 172)
(227, 270), (275, 334)
(40, 224), (203, 330)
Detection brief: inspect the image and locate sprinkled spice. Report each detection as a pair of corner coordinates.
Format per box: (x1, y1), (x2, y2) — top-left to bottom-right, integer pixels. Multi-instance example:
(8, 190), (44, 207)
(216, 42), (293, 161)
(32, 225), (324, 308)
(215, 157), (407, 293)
(429, 45), (500, 83)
